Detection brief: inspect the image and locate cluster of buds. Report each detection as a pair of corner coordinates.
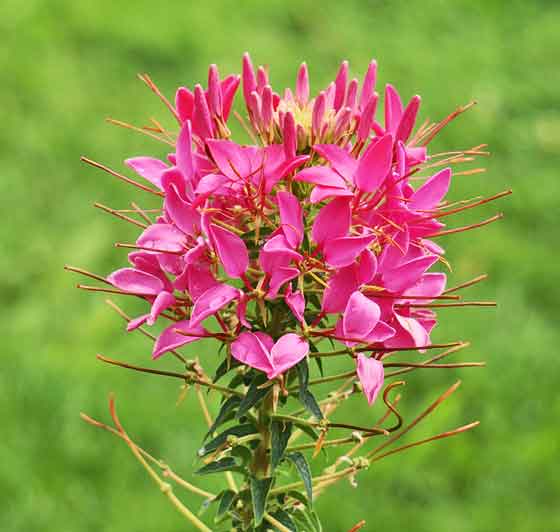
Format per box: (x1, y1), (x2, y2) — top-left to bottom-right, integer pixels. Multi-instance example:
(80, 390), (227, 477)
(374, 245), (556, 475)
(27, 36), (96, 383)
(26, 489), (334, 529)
(71, 54), (508, 531)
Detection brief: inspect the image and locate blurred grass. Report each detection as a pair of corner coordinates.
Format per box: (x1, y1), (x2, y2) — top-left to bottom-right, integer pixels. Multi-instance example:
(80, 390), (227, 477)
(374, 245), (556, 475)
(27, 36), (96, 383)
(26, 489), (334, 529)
(1, 0), (559, 530)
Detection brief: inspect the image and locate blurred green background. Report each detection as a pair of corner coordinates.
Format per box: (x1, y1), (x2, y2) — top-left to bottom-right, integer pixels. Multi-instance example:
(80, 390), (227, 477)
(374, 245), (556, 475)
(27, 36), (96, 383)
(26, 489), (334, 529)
(2, 0), (559, 530)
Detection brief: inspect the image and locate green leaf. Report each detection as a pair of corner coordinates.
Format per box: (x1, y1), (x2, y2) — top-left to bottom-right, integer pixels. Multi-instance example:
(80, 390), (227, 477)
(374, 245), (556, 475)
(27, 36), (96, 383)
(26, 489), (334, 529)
(213, 357), (240, 383)
(195, 457), (240, 476)
(204, 395), (242, 440)
(268, 509), (297, 531)
(250, 476), (273, 526)
(285, 490), (310, 508)
(198, 423), (257, 457)
(295, 360), (323, 420)
(292, 507), (323, 532)
(216, 489), (236, 519)
(237, 374), (269, 418)
(271, 420), (293, 469)
(286, 452), (313, 506)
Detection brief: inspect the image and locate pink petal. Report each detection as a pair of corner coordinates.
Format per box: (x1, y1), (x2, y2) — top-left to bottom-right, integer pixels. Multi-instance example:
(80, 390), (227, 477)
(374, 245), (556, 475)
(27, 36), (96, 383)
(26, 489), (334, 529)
(125, 157), (168, 189)
(391, 314), (430, 348)
(175, 87), (194, 122)
(165, 186), (200, 236)
(359, 60), (377, 111)
(254, 331), (275, 353)
(147, 291), (176, 326)
(409, 168), (452, 211)
(382, 255), (439, 293)
(192, 84), (213, 140)
(107, 268), (164, 296)
(309, 185), (353, 204)
(295, 166), (347, 188)
(403, 272), (446, 303)
(396, 95), (421, 143)
(356, 354), (384, 406)
(334, 60), (349, 112)
(324, 234), (376, 268)
(277, 190), (304, 249)
(357, 249), (378, 284)
(269, 334), (309, 379)
(221, 74), (240, 120)
(354, 134), (394, 193)
(295, 62), (310, 106)
(363, 321), (396, 344)
(176, 120), (194, 179)
(321, 265), (361, 314)
(242, 53), (257, 105)
(313, 144), (357, 181)
(206, 139), (253, 181)
(209, 224), (249, 279)
(357, 94), (379, 142)
(152, 320), (206, 359)
(285, 287), (306, 325)
(137, 224), (186, 253)
(312, 197), (351, 247)
(189, 284), (240, 327)
(343, 291), (381, 339)
(127, 314), (149, 331)
(231, 331), (274, 375)
(268, 267), (300, 298)
(384, 84), (403, 134)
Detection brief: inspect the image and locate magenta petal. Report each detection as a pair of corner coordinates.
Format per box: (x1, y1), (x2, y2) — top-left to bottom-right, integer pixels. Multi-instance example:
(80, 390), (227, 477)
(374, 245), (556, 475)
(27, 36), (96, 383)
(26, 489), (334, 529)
(382, 255), (439, 293)
(127, 314), (149, 331)
(152, 320), (206, 359)
(206, 139), (252, 180)
(176, 120), (194, 179)
(312, 197), (351, 247)
(268, 334), (309, 379)
(394, 314), (430, 347)
(295, 166), (347, 188)
(356, 354), (384, 406)
(384, 84), (403, 133)
(286, 287), (306, 324)
(165, 186), (200, 236)
(125, 157), (168, 189)
(309, 185), (353, 204)
(137, 224), (186, 253)
(354, 134), (393, 192)
(363, 321), (396, 343)
(403, 272), (446, 303)
(147, 291), (176, 326)
(189, 283), (240, 327)
(324, 234), (376, 268)
(209, 224), (249, 279)
(107, 268), (164, 295)
(268, 267), (300, 298)
(321, 265), (361, 314)
(277, 191), (304, 249)
(409, 168), (452, 211)
(396, 95), (421, 143)
(231, 331), (274, 375)
(313, 144), (357, 181)
(343, 291), (381, 339)
(175, 87), (194, 122)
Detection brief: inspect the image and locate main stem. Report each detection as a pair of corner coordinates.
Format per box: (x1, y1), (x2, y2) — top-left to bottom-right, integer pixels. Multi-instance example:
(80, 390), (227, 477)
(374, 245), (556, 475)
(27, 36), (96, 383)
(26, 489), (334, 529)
(252, 392), (273, 478)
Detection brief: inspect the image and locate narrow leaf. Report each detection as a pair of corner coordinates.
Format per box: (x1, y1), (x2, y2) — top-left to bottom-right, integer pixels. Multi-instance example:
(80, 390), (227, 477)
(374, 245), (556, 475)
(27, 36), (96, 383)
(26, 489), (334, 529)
(198, 424), (257, 457)
(250, 476), (274, 526)
(237, 374), (270, 418)
(216, 489), (236, 519)
(195, 457), (239, 476)
(286, 452), (313, 506)
(271, 421), (293, 469)
(204, 395), (242, 440)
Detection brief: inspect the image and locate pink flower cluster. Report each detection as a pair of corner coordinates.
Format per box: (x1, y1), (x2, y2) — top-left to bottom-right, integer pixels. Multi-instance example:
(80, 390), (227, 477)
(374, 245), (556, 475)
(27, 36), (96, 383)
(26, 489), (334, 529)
(107, 54), (453, 406)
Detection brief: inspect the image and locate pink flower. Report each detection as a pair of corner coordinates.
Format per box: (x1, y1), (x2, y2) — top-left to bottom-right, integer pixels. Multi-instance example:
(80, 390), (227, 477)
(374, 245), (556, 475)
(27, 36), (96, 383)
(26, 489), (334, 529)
(356, 354), (384, 406)
(231, 332), (309, 380)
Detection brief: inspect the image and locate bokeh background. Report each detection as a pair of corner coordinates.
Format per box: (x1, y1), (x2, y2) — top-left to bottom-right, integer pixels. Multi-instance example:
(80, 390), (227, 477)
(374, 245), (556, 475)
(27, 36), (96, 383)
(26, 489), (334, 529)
(2, 0), (559, 530)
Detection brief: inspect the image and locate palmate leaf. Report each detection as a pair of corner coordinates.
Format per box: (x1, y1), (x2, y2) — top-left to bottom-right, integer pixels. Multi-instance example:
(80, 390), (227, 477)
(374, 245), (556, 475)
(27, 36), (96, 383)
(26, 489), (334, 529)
(216, 489), (236, 520)
(286, 452), (313, 506)
(291, 507), (323, 532)
(266, 509), (297, 531)
(250, 476), (274, 526)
